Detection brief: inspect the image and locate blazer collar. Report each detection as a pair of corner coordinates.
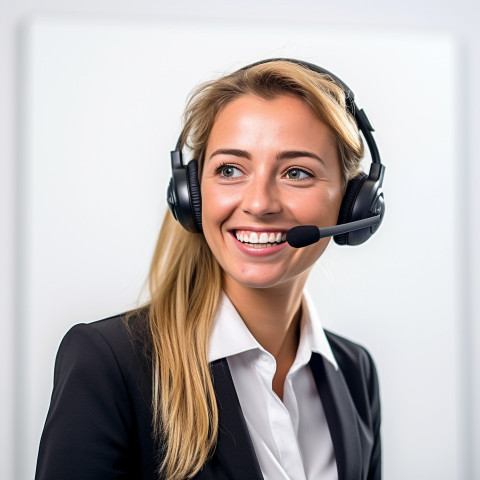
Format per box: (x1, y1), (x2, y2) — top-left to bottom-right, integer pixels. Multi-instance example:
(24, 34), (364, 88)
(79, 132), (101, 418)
(209, 359), (263, 480)
(310, 352), (363, 480)
(209, 354), (365, 480)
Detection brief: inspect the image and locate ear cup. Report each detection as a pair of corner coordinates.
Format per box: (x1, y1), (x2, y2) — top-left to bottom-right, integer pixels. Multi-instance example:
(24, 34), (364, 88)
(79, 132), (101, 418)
(166, 177), (177, 219)
(186, 160), (202, 232)
(167, 149), (201, 233)
(334, 173), (367, 245)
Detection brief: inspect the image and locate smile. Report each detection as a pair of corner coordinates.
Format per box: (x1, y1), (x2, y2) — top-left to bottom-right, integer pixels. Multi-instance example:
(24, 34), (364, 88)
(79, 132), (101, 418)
(235, 230), (287, 247)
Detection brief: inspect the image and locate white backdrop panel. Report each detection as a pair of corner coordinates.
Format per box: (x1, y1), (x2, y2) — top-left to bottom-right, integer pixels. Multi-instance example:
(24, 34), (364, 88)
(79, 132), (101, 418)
(19, 16), (459, 480)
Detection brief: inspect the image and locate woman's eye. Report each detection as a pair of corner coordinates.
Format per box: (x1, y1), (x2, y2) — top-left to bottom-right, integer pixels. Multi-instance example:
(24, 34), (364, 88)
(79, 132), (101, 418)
(217, 164), (242, 178)
(285, 168), (312, 180)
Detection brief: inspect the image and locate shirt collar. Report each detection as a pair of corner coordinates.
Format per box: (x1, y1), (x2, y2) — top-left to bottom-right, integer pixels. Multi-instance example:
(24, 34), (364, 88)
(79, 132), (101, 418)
(208, 291), (338, 371)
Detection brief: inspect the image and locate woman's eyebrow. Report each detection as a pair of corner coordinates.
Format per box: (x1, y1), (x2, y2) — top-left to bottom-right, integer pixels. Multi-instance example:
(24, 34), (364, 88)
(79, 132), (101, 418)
(276, 150), (325, 166)
(208, 148), (325, 166)
(209, 148), (251, 160)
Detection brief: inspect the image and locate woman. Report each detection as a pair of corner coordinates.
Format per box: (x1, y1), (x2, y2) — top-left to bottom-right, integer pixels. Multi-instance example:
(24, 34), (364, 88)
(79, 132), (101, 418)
(36, 59), (382, 480)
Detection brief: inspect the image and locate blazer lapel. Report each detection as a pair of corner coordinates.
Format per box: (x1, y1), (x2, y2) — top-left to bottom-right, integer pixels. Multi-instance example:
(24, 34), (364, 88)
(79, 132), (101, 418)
(209, 359), (263, 480)
(310, 353), (363, 480)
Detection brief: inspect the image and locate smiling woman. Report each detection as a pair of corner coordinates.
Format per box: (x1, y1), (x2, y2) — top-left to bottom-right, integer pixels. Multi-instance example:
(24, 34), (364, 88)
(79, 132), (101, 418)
(36, 60), (382, 480)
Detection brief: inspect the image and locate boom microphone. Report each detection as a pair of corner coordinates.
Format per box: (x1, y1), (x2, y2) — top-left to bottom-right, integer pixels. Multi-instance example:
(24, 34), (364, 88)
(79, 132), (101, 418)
(287, 215), (382, 248)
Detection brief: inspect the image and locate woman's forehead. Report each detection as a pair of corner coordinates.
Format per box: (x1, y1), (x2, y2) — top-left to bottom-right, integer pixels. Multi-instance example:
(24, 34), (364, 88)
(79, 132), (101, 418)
(205, 94), (336, 154)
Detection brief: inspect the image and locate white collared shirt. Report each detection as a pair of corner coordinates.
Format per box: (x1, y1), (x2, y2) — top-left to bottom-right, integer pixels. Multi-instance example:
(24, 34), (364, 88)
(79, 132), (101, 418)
(208, 292), (339, 480)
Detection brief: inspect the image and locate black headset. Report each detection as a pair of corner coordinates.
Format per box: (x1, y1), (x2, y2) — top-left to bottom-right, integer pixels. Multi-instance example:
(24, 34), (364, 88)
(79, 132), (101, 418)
(166, 58), (385, 246)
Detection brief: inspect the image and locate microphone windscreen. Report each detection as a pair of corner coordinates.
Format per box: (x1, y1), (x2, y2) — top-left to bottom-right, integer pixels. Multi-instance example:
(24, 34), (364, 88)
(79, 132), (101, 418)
(286, 226), (320, 248)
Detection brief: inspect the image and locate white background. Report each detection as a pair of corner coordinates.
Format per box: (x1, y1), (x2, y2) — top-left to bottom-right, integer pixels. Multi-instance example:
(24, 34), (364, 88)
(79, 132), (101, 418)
(1, 2), (479, 480)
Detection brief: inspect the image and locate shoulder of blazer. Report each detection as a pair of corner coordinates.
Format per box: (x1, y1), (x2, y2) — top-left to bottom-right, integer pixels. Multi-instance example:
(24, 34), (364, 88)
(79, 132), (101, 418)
(54, 308), (153, 389)
(36, 307), (155, 480)
(67, 307), (154, 420)
(85, 307), (152, 364)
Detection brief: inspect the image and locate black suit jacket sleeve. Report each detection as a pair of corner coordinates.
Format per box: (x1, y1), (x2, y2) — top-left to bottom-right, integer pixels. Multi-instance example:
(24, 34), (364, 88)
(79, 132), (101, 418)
(366, 349), (381, 480)
(326, 331), (382, 480)
(35, 321), (154, 480)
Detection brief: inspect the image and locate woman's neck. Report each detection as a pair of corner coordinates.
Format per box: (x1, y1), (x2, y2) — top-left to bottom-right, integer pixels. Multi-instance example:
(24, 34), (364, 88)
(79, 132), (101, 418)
(222, 275), (306, 363)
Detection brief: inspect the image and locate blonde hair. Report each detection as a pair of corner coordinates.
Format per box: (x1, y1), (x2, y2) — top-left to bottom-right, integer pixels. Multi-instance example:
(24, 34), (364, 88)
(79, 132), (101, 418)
(141, 61), (364, 479)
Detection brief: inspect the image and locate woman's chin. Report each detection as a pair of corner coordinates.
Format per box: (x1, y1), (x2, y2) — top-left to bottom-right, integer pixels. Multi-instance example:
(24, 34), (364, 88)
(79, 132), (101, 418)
(222, 267), (305, 291)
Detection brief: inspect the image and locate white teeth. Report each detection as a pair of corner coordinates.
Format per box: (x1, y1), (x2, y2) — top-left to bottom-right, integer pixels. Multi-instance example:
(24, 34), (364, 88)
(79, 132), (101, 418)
(235, 230), (287, 245)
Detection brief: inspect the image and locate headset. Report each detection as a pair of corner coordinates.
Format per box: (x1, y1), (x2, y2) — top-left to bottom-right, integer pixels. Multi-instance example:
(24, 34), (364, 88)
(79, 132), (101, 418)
(166, 58), (385, 246)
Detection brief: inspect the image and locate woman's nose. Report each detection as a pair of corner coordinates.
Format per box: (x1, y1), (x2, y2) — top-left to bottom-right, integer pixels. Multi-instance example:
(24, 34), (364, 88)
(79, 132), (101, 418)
(241, 174), (282, 217)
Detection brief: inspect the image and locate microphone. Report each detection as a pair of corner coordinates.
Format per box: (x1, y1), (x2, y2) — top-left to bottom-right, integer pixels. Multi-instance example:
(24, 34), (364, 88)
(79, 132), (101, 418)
(287, 215), (382, 248)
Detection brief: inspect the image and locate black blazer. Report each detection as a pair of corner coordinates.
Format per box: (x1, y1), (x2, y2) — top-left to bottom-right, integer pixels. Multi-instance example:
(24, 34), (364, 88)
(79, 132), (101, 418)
(35, 309), (381, 480)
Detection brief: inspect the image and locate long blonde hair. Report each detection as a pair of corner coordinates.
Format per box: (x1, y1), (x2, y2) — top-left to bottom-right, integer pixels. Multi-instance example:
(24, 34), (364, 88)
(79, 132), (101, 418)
(142, 60), (364, 479)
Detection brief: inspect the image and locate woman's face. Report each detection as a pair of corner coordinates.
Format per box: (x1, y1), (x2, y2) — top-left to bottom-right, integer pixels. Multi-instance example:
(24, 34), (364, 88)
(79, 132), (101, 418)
(201, 94), (343, 292)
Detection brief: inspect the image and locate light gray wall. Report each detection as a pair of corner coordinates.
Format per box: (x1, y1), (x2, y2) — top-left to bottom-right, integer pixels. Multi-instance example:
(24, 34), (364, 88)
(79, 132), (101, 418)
(1, 1), (479, 479)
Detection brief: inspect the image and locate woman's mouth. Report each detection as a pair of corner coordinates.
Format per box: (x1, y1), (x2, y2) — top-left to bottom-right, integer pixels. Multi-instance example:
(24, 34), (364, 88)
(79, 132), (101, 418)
(234, 230), (287, 248)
